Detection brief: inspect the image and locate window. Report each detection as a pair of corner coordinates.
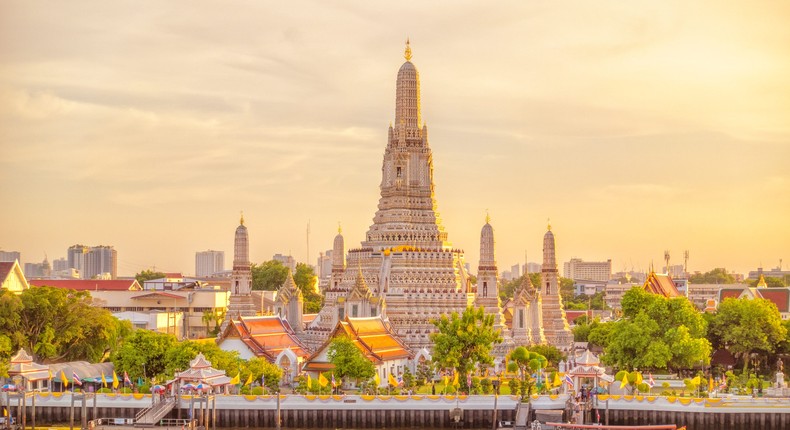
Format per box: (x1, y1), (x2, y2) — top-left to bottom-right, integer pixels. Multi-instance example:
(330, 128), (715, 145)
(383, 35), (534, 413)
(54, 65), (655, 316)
(339, 308), (345, 320)
(397, 167), (402, 178)
(371, 306), (377, 316)
(352, 305), (358, 318)
(546, 282), (551, 294)
(518, 310), (524, 329)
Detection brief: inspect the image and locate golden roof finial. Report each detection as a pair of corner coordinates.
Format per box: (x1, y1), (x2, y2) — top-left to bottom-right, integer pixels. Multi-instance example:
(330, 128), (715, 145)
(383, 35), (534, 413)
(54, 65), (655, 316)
(338, 222), (342, 234)
(240, 211), (244, 226)
(485, 209), (490, 224)
(547, 217), (551, 231)
(404, 37), (412, 61)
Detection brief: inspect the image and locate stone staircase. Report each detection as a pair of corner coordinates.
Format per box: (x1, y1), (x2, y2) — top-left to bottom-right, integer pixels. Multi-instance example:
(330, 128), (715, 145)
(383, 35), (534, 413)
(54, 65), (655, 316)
(134, 397), (177, 427)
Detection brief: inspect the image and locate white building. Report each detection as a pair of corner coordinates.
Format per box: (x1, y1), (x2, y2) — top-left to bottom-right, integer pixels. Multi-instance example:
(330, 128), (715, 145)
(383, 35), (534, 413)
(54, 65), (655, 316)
(563, 258), (612, 282)
(195, 250), (225, 277)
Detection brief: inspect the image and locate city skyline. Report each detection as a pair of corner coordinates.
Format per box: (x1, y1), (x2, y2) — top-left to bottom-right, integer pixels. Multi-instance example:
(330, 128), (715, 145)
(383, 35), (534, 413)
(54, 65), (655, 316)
(1, 1), (788, 277)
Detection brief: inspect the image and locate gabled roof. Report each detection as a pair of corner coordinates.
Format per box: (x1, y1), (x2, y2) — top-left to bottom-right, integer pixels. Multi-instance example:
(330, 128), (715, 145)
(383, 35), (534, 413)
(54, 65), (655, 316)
(220, 315), (308, 362)
(642, 270), (680, 297)
(29, 279), (142, 291)
(0, 260), (29, 292)
(303, 316), (411, 371)
(717, 286), (790, 313)
(7, 349), (49, 380)
(131, 291), (184, 300)
(512, 275), (536, 306)
(275, 270), (301, 304)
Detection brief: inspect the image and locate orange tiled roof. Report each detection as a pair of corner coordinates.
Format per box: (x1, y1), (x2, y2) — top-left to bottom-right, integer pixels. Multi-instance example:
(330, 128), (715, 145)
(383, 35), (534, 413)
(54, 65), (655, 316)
(305, 317), (411, 369)
(643, 271), (680, 297)
(224, 315), (308, 362)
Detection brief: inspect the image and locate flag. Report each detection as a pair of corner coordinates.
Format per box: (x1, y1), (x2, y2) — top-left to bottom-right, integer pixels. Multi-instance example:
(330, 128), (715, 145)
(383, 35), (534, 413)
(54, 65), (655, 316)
(388, 372), (399, 387)
(112, 370), (119, 389)
(647, 373), (655, 388)
(61, 370), (69, 388)
(245, 373), (253, 386)
(331, 373), (336, 388)
(619, 373), (628, 389)
(709, 376), (714, 392)
(229, 373), (240, 385)
(691, 376), (701, 386)
(635, 372), (643, 385)
(101, 371), (107, 388)
(443, 375), (449, 387)
(466, 373), (472, 388)
(48, 369), (53, 380)
(72, 371), (83, 386)
(3, 407), (6, 417)
(374, 373), (380, 386)
(596, 410), (601, 423)
(546, 374), (553, 389)
(123, 371), (132, 386)
(553, 373), (561, 388)
(307, 374), (313, 389)
(318, 373), (329, 388)
(564, 374), (574, 388)
(452, 372), (459, 387)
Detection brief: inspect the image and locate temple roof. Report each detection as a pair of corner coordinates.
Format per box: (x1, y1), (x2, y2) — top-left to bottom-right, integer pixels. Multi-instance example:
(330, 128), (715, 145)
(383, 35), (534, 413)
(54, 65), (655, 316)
(642, 270), (681, 297)
(175, 353), (231, 386)
(7, 349), (49, 380)
(718, 286), (790, 313)
(221, 315), (308, 361)
(276, 269), (301, 303)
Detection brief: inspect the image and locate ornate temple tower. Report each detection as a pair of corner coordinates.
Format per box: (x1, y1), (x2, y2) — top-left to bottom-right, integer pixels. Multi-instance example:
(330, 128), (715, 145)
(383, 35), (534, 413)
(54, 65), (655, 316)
(275, 269), (304, 333)
(511, 274), (545, 345)
(304, 41), (472, 351)
(539, 224), (573, 351)
(474, 215), (513, 366)
(331, 226), (345, 290)
(232, 214), (252, 296)
(221, 214), (257, 332)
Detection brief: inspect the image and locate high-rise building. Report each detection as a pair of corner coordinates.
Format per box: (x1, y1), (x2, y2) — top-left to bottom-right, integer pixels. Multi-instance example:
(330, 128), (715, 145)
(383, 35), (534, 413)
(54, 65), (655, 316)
(67, 245), (90, 276)
(563, 258), (612, 282)
(316, 250), (333, 279)
(0, 251), (21, 263)
(303, 41), (472, 351)
(52, 258), (68, 272)
(511, 264), (521, 279)
(195, 250), (225, 277)
(82, 246), (117, 279)
(273, 254), (296, 272)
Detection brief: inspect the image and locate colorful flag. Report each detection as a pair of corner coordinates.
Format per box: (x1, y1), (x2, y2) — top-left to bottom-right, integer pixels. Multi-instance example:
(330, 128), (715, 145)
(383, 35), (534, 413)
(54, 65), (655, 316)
(3, 407), (7, 417)
(61, 370), (69, 388)
(112, 370), (119, 389)
(245, 373), (253, 386)
(647, 373), (655, 388)
(709, 376), (714, 392)
(619, 373), (628, 389)
(123, 371), (132, 386)
(229, 373), (240, 385)
(635, 372), (643, 385)
(101, 371), (107, 388)
(691, 376), (701, 386)
(443, 375), (449, 387)
(388, 372), (399, 387)
(331, 373), (336, 388)
(318, 373), (329, 388)
(374, 373), (380, 386)
(564, 374), (574, 388)
(48, 369), (53, 380)
(466, 373), (472, 388)
(452, 372), (459, 387)
(307, 374), (313, 389)
(72, 371), (83, 386)
(553, 372), (561, 388)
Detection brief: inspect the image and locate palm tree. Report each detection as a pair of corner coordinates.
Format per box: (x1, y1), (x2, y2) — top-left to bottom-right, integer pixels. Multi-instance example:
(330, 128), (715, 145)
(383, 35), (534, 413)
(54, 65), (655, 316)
(201, 310), (214, 336)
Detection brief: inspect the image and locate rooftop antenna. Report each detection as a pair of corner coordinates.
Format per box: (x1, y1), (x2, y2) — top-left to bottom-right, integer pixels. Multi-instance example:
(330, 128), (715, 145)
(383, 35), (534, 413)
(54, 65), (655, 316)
(684, 250), (689, 276)
(664, 250), (670, 274)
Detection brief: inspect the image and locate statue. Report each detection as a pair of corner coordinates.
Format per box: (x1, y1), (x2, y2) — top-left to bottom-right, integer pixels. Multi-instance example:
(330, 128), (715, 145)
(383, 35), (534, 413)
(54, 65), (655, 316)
(778, 357), (784, 373)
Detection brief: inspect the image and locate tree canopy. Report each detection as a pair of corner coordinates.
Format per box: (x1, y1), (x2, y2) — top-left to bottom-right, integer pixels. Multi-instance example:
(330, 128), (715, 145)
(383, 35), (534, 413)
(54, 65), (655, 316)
(0, 287), (131, 363)
(709, 297), (787, 372)
(135, 270), (166, 285)
(327, 337), (375, 383)
(689, 268), (736, 284)
(430, 306), (502, 391)
(252, 260), (289, 291)
(598, 288), (711, 371)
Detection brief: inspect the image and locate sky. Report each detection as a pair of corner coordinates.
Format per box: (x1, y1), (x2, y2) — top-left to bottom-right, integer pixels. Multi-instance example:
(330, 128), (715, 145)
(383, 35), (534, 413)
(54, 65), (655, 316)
(1, 1), (788, 277)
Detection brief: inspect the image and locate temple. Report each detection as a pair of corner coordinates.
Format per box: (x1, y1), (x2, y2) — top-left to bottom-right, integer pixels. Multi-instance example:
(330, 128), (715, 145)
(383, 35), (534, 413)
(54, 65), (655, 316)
(222, 213), (256, 330)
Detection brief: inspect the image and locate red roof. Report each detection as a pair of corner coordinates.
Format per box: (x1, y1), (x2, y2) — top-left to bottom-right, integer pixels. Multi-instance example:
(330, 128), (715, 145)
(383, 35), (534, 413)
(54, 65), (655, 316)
(757, 289), (790, 312)
(29, 279), (142, 291)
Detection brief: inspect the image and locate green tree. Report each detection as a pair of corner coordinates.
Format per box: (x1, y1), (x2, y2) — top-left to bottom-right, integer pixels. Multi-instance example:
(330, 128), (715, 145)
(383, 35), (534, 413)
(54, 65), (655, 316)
(526, 344), (565, 369)
(499, 274), (541, 302)
(689, 268), (735, 284)
(251, 260), (289, 291)
(294, 263), (323, 313)
(135, 270), (166, 285)
(709, 297), (787, 372)
(201, 310), (215, 335)
(327, 337), (375, 385)
(600, 288), (710, 371)
(430, 306), (503, 392)
(506, 347), (546, 399)
(112, 330), (177, 381)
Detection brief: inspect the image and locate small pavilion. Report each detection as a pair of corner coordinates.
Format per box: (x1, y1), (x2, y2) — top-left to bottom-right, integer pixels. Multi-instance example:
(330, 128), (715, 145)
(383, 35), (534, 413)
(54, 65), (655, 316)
(7, 349), (50, 391)
(171, 353), (232, 394)
(565, 350), (613, 394)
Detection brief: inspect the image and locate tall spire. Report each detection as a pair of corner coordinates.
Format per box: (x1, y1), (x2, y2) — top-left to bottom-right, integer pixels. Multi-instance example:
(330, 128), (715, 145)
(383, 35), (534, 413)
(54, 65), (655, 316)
(404, 37), (412, 61)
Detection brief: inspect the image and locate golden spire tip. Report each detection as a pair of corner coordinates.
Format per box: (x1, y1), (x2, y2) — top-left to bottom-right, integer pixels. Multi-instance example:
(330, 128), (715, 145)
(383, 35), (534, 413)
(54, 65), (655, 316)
(485, 209), (490, 224)
(240, 211), (244, 226)
(338, 222), (342, 234)
(404, 38), (412, 61)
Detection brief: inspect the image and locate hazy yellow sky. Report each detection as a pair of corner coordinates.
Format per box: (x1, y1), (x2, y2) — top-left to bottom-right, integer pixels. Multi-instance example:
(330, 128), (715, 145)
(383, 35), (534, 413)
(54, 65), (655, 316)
(1, 1), (788, 277)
